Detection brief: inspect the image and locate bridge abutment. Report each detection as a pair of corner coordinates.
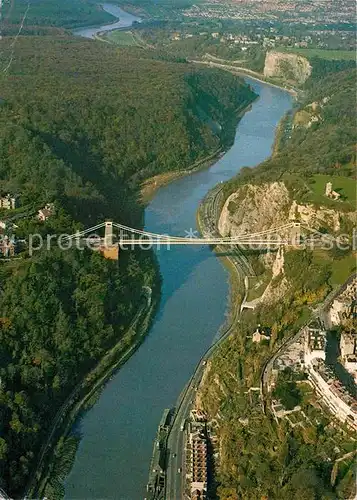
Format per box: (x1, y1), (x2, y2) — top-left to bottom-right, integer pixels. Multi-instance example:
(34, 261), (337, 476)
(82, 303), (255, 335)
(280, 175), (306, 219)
(100, 221), (119, 260)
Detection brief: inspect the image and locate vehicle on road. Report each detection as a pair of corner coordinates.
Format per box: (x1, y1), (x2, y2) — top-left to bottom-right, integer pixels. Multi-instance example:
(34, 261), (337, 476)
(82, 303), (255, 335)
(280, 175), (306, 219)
(178, 468), (182, 473)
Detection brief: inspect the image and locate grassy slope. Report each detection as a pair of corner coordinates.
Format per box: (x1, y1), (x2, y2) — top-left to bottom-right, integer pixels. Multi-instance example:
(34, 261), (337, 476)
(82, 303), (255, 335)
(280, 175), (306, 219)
(104, 30), (140, 46)
(307, 174), (356, 206)
(275, 46), (356, 61)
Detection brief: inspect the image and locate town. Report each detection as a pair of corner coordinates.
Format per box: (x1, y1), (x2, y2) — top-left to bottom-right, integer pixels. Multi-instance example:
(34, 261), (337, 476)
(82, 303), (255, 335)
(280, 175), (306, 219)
(183, 0), (355, 26)
(146, 275), (357, 499)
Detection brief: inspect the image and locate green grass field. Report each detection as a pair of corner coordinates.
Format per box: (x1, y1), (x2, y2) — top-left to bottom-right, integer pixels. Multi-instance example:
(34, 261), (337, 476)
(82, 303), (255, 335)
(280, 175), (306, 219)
(330, 254), (357, 285)
(308, 174), (356, 207)
(246, 271), (272, 302)
(275, 47), (356, 61)
(105, 30), (139, 46)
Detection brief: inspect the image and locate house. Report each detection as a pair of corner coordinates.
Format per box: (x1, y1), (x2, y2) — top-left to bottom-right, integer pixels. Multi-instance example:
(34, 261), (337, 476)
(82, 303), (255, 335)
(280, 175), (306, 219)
(252, 325), (271, 343)
(37, 203), (55, 221)
(0, 236), (16, 257)
(0, 194), (18, 210)
(325, 182), (341, 200)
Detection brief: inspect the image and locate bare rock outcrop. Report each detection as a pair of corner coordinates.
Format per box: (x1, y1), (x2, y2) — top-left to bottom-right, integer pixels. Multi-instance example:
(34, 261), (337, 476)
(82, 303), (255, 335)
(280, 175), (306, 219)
(219, 181), (353, 238)
(218, 182), (290, 237)
(288, 200), (342, 232)
(219, 181), (355, 307)
(264, 51), (312, 85)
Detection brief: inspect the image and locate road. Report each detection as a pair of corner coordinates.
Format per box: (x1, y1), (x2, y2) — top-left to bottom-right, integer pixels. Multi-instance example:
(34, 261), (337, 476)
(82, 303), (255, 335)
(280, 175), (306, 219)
(261, 273), (357, 412)
(199, 185), (254, 277)
(189, 59), (298, 96)
(166, 184), (356, 498)
(165, 186), (253, 499)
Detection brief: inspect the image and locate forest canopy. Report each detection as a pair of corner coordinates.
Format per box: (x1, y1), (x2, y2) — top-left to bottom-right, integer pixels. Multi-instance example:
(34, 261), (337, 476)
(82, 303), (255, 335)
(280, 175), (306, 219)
(0, 33), (256, 496)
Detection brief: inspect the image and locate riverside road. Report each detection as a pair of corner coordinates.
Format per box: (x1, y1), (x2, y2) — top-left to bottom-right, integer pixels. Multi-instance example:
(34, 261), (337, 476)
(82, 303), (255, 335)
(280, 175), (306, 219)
(65, 20), (293, 497)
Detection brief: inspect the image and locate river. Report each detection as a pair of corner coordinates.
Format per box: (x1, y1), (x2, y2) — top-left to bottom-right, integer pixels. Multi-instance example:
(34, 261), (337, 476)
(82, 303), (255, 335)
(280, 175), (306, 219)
(72, 3), (141, 39)
(65, 5), (293, 499)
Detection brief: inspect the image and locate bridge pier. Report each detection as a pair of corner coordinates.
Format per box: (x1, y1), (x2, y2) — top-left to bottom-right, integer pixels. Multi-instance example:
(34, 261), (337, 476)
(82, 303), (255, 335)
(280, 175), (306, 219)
(104, 221), (114, 247)
(100, 221), (119, 260)
(291, 222), (301, 246)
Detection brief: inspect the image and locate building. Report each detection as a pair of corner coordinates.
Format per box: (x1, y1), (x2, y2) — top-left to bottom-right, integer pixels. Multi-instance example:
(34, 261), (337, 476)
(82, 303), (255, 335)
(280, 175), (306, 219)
(304, 325), (326, 361)
(0, 194), (17, 210)
(187, 411), (208, 500)
(308, 359), (357, 431)
(37, 203), (55, 221)
(340, 332), (356, 358)
(0, 236), (16, 257)
(325, 182), (341, 200)
(252, 325), (270, 343)
(304, 325), (326, 365)
(340, 332), (357, 382)
(329, 278), (357, 326)
(189, 431), (207, 500)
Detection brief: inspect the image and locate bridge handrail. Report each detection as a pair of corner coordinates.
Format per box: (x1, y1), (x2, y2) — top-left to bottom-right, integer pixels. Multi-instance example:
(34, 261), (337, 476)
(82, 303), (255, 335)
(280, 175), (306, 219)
(60, 220), (345, 247)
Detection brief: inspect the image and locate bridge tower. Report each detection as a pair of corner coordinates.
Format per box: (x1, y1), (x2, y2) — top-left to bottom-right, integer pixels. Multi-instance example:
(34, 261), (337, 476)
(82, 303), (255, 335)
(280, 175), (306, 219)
(104, 221), (114, 247)
(291, 222), (301, 246)
(100, 221), (119, 260)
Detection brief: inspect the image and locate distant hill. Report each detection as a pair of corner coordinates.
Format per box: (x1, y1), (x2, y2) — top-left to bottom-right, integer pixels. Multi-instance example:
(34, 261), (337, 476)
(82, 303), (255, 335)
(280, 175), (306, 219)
(2, 0), (115, 29)
(0, 36), (256, 227)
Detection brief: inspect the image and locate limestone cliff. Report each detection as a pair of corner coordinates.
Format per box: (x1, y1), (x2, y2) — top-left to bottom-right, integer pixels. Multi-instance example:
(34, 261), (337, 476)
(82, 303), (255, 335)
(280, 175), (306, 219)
(218, 182), (291, 236)
(264, 51), (312, 85)
(219, 181), (354, 237)
(219, 181), (355, 306)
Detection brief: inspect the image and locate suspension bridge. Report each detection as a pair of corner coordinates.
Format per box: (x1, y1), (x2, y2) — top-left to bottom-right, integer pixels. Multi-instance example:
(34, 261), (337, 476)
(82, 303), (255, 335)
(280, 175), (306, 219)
(60, 221), (343, 260)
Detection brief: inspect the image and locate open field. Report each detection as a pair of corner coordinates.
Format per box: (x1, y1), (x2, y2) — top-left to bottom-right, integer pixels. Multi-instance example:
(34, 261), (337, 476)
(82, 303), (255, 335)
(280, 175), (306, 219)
(275, 47), (356, 61)
(330, 254), (357, 285)
(246, 271), (272, 302)
(104, 30), (140, 46)
(307, 174), (356, 207)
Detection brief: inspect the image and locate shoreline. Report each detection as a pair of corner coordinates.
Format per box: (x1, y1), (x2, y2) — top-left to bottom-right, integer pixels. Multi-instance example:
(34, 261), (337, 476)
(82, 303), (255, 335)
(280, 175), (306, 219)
(28, 89), (256, 500)
(24, 288), (159, 499)
(140, 147), (224, 204)
(189, 59), (299, 97)
(71, 3), (141, 38)
(140, 98), (256, 204)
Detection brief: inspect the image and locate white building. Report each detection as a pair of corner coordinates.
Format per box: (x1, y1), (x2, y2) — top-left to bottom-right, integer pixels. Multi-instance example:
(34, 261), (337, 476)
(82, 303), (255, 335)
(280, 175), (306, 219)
(304, 326), (326, 366)
(0, 194), (17, 210)
(37, 203), (55, 221)
(308, 360), (357, 431)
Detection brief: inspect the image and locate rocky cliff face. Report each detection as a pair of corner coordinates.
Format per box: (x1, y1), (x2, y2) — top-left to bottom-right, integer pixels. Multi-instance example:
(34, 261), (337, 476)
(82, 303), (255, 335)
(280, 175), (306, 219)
(219, 181), (354, 237)
(218, 182), (291, 236)
(264, 51), (312, 85)
(219, 181), (355, 305)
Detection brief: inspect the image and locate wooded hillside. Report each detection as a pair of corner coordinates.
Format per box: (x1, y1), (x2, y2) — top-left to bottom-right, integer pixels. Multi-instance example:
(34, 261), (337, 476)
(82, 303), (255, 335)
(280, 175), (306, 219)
(0, 34), (255, 496)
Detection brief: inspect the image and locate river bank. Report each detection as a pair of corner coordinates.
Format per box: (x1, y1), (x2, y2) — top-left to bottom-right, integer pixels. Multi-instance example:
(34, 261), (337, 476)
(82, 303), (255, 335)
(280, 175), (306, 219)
(64, 73), (292, 498)
(72, 3), (141, 38)
(141, 97), (256, 204)
(25, 285), (160, 499)
(189, 59), (299, 97)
